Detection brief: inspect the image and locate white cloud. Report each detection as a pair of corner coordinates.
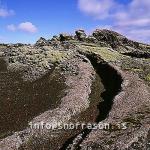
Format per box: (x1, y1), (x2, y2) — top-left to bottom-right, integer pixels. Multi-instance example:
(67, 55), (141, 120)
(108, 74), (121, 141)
(78, 0), (150, 23)
(78, 0), (115, 19)
(7, 22), (38, 34)
(128, 29), (150, 42)
(18, 22), (38, 33)
(113, 0), (150, 43)
(7, 24), (16, 31)
(116, 18), (150, 27)
(78, 0), (150, 43)
(0, 4), (15, 17)
(114, 1), (150, 26)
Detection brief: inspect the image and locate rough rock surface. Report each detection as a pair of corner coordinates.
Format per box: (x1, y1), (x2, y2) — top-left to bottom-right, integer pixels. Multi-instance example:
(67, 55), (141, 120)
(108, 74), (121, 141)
(80, 66), (150, 150)
(59, 33), (74, 41)
(35, 37), (49, 47)
(0, 29), (149, 150)
(0, 56), (103, 149)
(75, 29), (87, 41)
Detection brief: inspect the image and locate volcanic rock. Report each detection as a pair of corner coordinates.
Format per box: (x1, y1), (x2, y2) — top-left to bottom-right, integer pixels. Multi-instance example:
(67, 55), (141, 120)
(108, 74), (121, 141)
(35, 37), (48, 47)
(75, 29), (87, 41)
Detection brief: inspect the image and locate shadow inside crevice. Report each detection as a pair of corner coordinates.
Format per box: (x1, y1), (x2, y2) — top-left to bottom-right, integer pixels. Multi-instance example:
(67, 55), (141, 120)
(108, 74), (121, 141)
(60, 53), (123, 150)
(93, 62), (123, 122)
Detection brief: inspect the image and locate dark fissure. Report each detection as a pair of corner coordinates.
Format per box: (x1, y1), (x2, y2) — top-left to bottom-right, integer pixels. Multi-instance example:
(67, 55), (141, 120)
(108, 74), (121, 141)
(60, 54), (123, 150)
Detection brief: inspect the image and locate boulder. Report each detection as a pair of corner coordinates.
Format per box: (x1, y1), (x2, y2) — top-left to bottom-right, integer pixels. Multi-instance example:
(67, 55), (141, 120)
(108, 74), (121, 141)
(86, 35), (98, 43)
(75, 29), (86, 41)
(35, 37), (48, 47)
(59, 33), (74, 41)
(51, 35), (60, 41)
(50, 36), (61, 48)
(92, 29), (120, 48)
(92, 29), (141, 50)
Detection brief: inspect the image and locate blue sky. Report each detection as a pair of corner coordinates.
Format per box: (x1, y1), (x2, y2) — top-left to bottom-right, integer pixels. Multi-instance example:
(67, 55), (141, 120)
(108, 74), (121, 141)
(0, 0), (150, 44)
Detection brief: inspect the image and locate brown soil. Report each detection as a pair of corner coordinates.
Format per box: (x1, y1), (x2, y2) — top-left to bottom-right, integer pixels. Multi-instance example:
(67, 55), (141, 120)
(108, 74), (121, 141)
(0, 60), (66, 139)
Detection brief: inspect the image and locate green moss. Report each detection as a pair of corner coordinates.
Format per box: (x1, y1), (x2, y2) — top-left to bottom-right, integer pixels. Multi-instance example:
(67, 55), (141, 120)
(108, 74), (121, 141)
(79, 42), (101, 47)
(130, 68), (143, 72)
(78, 45), (122, 62)
(45, 50), (71, 63)
(139, 43), (150, 49)
(0, 45), (7, 49)
(145, 74), (150, 81)
(123, 117), (141, 125)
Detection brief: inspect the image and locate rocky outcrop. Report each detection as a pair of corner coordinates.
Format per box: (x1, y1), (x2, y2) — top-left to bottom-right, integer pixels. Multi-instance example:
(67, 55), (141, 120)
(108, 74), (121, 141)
(59, 33), (74, 41)
(75, 29), (87, 41)
(86, 35), (98, 43)
(35, 37), (49, 47)
(0, 29), (149, 150)
(92, 29), (142, 51)
(79, 67), (150, 150)
(123, 51), (150, 58)
(51, 35), (60, 41)
(0, 56), (103, 150)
